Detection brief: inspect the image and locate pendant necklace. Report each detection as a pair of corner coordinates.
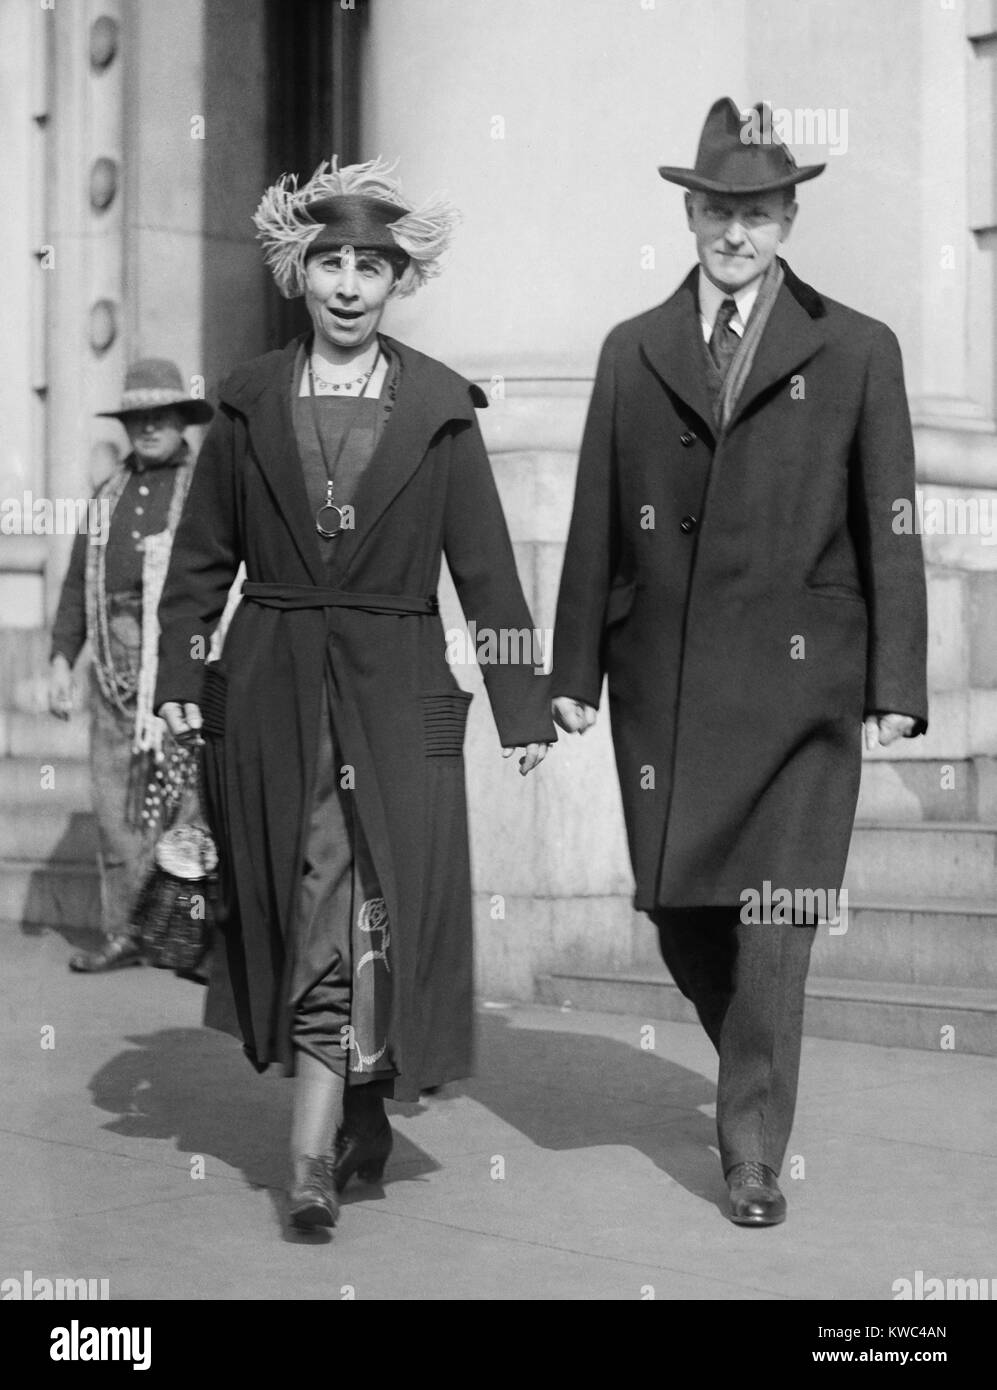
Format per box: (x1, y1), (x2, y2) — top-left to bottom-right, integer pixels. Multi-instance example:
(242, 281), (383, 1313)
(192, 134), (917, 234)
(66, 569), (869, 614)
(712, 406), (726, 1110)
(307, 345), (380, 538)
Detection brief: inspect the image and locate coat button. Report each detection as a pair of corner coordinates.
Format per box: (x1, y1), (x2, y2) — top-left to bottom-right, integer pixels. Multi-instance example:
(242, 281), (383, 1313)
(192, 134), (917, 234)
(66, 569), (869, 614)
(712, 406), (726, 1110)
(679, 515), (698, 534)
(679, 431), (697, 447)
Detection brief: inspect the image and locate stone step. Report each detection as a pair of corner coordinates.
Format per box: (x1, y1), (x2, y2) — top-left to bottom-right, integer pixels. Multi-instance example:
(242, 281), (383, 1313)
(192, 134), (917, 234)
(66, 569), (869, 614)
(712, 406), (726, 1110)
(855, 757), (996, 822)
(536, 969), (997, 1056)
(810, 900), (997, 988)
(628, 897), (997, 989)
(0, 805), (100, 861)
(0, 757), (92, 806)
(845, 822), (997, 899)
(0, 859), (101, 933)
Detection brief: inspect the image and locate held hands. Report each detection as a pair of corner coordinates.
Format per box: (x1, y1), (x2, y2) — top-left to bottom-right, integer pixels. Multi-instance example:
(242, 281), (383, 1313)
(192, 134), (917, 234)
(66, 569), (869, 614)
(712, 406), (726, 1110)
(863, 712), (917, 751)
(552, 697), (598, 735)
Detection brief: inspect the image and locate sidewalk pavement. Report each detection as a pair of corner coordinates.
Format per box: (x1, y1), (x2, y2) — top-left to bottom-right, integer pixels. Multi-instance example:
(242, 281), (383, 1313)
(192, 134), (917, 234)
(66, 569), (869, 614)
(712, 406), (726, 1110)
(1, 926), (994, 1301)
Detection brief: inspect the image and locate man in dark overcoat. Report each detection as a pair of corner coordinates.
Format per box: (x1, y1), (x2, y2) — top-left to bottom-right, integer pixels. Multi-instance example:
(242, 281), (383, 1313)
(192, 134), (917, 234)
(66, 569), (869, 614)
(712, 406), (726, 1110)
(553, 98), (928, 1224)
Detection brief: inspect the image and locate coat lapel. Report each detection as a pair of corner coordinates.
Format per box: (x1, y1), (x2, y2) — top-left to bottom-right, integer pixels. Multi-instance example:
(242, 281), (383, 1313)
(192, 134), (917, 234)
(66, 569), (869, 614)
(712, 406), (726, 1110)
(724, 273), (825, 432)
(329, 334), (482, 583)
(219, 333), (484, 589)
(639, 269), (717, 438)
(638, 263), (828, 439)
(220, 336), (326, 585)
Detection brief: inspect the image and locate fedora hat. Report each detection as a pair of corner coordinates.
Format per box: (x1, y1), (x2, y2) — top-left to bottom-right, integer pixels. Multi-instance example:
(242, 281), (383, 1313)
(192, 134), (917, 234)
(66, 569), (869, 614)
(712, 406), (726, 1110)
(658, 97), (825, 195)
(96, 358), (214, 425)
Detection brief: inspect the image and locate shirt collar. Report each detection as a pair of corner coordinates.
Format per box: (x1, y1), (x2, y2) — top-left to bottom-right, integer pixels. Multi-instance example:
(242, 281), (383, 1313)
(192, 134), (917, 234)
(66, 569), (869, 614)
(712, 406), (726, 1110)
(697, 267), (761, 336)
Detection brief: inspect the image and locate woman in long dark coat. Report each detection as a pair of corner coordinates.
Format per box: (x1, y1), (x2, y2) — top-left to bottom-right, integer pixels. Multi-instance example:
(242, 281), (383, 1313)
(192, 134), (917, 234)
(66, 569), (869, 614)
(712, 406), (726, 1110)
(155, 157), (554, 1233)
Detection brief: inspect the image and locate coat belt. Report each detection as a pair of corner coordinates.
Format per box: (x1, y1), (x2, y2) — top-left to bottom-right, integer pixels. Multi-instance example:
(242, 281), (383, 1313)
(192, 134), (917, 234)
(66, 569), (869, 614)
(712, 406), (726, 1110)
(242, 581), (438, 615)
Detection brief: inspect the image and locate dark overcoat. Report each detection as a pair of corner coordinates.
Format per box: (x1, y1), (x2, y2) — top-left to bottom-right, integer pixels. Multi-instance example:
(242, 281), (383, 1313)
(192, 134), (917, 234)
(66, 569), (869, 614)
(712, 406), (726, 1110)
(554, 261), (928, 911)
(155, 334), (554, 1099)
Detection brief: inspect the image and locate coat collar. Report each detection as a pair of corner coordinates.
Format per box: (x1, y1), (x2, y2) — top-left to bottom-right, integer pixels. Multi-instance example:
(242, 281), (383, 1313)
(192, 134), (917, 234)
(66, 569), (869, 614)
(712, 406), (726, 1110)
(217, 334), (487, 585)
(639, 259), (827, 439)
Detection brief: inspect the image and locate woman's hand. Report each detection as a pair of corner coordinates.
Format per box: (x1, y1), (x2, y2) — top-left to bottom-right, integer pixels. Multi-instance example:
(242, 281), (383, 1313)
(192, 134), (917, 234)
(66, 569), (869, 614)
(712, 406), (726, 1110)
(48, 655), (74, 721)
(502, 742), (551, 776)
(158, 701), (203, 739)
(552, 697), (597, 734)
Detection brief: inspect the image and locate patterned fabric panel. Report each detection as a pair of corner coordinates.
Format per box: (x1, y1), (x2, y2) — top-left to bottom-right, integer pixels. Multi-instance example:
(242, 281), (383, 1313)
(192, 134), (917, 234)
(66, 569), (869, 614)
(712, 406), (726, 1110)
(199, 663), (228, 737)
(421, 690), (473, 756)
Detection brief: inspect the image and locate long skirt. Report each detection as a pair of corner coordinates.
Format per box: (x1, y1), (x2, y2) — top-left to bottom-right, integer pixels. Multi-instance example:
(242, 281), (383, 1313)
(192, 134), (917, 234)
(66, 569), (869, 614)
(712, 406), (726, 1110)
(289, 682), (395, 1092)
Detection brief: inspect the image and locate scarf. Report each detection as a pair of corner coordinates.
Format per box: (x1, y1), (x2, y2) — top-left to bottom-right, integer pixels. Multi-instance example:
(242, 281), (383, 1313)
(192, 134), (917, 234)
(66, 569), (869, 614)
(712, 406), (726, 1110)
(85, 446), (194, 825)
(714, 257), (784, 433)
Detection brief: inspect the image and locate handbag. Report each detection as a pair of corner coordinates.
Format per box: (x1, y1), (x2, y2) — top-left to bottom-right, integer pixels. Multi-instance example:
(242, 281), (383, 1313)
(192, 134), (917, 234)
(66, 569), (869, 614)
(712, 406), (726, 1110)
(135, 734), (218, 972)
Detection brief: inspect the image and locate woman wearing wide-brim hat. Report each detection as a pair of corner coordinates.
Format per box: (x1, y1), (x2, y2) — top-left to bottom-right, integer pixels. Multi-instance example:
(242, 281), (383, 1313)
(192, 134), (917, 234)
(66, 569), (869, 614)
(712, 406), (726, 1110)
(155, 157), (554, 1233)
(49, 360), (213, 973)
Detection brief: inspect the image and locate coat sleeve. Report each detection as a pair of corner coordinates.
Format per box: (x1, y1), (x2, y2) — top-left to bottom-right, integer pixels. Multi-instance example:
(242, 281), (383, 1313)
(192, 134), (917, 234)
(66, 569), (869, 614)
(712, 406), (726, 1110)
(442, 408), (556, 748)
(852, 325), (928, 733)
(552, 334), (620, 708)
(49, 525), (90, 666)
(154, 406), (242, 710)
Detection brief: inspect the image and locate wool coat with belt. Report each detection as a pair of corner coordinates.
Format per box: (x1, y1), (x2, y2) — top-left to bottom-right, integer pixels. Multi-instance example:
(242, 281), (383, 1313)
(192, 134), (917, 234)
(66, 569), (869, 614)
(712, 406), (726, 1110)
(155, 334), (555, 1100)
(554, 260), (928, 911)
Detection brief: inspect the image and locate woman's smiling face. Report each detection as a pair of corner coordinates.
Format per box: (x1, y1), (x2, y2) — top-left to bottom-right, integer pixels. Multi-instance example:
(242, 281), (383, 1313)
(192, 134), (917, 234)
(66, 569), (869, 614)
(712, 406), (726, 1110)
(303, 245), (398, 356)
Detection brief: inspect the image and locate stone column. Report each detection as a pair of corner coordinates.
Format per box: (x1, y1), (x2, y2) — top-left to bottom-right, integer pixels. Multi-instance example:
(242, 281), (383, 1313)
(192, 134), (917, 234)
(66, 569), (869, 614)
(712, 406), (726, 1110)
(0, 0), (50, 625)
(43, 1), (127, 624)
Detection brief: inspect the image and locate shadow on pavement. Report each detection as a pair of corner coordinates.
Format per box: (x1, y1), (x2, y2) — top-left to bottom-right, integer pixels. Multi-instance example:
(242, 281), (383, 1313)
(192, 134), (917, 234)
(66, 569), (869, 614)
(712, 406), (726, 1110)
(85, 1007), (725, 1233)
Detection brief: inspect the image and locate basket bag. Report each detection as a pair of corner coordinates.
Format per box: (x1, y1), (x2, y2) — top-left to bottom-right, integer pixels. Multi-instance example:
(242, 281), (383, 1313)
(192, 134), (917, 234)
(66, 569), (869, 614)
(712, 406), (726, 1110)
(135, 735), (218, 971)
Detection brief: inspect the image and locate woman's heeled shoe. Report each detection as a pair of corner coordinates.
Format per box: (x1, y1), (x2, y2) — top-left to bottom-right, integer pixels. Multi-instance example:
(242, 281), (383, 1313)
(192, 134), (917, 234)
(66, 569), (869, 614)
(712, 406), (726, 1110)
(333, 1118), (393, 1193)
(288, 1154), (339, 1231)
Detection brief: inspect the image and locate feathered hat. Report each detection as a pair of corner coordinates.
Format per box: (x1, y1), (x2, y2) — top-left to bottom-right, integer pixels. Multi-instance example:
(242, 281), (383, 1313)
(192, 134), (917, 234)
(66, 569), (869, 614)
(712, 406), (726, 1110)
(253, 155), (459, 300)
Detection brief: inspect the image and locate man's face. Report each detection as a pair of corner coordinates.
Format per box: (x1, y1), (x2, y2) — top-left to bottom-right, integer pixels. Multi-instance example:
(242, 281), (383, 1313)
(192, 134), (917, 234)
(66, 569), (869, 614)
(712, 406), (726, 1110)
(124, 408), (185, 465)
(685, 190), (797, 292)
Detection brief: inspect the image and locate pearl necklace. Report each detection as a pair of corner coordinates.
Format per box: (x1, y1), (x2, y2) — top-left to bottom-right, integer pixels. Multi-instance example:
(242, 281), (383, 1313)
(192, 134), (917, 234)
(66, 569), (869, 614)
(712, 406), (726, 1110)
(309, 356), (378, 394)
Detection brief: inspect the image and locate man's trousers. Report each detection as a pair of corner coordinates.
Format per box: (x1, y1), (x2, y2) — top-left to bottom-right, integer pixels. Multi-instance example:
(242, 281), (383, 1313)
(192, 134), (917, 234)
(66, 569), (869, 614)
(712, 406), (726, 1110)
(650, 906), (815, 1175)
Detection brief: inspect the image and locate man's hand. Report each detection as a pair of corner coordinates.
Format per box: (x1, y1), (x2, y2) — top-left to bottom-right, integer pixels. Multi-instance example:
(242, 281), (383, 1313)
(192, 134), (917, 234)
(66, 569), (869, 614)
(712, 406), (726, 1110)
(501, 742), (551, 776)
(159, 702), (203, 739)
(864, 712), (917, 750)
(48, 655), (74, 721)
(552, 697), (597, 734)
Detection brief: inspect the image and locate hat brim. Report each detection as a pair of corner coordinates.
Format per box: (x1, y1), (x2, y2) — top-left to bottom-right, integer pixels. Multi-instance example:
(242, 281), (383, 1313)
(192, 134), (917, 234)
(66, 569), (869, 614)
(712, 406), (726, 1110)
(657, 163), (825, 194)
(96, 400), (215, 426)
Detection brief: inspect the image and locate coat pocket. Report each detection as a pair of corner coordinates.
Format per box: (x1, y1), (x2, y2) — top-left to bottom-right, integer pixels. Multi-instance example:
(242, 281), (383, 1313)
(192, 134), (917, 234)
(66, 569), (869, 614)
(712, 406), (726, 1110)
(199, 662), (228, 738)
(805, 583), (866, 605)
(604, 580), (638, 629)
(422, 689), (473, 757)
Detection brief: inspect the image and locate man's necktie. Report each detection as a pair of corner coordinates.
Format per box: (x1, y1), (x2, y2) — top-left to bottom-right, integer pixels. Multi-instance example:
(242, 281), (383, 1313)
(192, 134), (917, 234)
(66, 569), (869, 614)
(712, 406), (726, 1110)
(708, 297), (739, 378)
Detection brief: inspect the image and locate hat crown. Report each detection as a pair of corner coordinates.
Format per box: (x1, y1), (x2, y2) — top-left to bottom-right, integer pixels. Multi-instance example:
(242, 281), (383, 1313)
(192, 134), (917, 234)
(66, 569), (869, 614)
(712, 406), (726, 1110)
(659, 95), (824, 196)
(122, 358), (186, 395)
(695, 98), (799, 188)
(96, 357), (214, 424)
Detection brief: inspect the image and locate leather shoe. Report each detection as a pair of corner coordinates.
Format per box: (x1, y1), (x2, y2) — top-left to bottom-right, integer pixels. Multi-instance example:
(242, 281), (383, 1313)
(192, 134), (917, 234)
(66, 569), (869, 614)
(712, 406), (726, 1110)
(726, 1161), (786, 1226)
(333, 1089), (393, 1193)
(68, 935), (144, 973)
(288, 1155), (339, 1231)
